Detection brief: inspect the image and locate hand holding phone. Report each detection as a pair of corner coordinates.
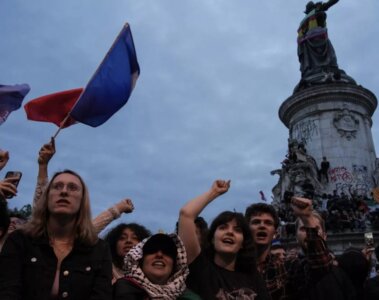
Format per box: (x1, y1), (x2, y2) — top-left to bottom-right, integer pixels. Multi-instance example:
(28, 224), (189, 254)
(1, 171), (22, 199)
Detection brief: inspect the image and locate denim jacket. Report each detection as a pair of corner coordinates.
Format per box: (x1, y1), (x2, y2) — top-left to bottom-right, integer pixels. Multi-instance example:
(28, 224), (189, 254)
(0, 230), (112, 300)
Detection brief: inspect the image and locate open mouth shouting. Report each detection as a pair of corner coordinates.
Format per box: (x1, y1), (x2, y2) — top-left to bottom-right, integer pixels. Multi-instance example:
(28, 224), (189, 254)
(222, 237), (235, 245)
(151, 260), (167, 268)
(255, 231), (268, 242)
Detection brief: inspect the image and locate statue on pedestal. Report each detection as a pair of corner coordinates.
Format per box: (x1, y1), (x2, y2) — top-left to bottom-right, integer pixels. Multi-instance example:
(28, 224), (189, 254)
(294, 0), (356, 92)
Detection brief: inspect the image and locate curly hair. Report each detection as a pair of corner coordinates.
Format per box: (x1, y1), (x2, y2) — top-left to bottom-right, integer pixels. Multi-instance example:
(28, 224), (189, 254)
(205, 211), (257, 275)
(23, 170), (98, 245)
(104, 223), (151, 269)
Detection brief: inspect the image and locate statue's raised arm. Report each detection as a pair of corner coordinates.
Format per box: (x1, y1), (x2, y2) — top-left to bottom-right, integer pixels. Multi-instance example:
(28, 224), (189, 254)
(320, 0), (339, 12)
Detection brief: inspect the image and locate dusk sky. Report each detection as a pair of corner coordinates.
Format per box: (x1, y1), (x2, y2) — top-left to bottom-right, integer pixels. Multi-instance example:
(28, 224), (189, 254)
(1, 0), (379, 234)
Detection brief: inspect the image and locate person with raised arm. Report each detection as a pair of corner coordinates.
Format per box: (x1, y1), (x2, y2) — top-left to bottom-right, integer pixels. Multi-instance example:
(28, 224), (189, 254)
(178, 179), (269, 300)
(34, 138), (135, 235)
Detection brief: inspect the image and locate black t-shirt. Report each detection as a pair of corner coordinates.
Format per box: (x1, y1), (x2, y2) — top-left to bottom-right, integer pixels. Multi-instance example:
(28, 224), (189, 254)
(365, 276), (379, 300)
(186, 252), (269, 300)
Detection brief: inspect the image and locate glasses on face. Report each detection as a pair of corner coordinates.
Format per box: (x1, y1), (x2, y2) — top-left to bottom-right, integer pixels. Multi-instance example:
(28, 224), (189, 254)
(51, 181), (82, 192)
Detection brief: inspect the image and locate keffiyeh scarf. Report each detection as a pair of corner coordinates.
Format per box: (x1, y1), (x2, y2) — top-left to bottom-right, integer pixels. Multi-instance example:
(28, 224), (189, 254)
(124, 233), (189, 299)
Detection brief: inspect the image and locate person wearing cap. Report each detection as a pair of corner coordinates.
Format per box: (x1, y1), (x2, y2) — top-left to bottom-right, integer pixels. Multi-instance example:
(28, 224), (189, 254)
(270, 240), (286, 262)
(178, 180), (269, 300)
(113, 233), (199, 300)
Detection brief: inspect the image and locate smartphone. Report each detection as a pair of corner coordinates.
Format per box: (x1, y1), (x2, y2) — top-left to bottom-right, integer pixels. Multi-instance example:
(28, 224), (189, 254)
(364, 232), (374, 250)
(3, 171), (22, 199)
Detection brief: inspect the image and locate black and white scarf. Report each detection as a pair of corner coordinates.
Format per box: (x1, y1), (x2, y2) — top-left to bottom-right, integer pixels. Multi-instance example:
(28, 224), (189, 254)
(124, 233), (189, 299)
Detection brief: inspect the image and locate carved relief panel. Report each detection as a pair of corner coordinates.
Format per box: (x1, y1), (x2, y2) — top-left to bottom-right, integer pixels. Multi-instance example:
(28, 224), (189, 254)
(333, 108), (359, 140)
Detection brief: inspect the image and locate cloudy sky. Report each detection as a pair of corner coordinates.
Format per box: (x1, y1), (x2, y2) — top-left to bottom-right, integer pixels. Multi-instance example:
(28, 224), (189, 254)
(1, 0), (379, 234)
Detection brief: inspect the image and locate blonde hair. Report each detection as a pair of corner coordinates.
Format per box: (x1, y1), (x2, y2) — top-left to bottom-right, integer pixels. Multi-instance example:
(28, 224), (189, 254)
(23, 170), (98, 245)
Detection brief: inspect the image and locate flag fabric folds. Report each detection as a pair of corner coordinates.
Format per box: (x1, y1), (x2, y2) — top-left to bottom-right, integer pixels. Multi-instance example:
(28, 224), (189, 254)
(24, 88), (83, 128)
(0, 84), (30, 126)
(24, 22), (140, 128)
(70, 23), (140, 127)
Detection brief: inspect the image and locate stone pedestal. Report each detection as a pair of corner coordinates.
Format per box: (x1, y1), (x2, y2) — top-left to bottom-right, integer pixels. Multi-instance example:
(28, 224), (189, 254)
(279, 83), (377, 196)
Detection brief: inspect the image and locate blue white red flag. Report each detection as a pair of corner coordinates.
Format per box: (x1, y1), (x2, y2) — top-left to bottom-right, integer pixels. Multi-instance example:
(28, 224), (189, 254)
(0, 84), (30, 125)
(70, 23), (140, 127)
(24, 23), (140, 128)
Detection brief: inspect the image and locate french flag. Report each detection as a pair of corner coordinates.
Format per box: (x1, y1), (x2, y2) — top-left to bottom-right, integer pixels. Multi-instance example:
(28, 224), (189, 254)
(24, 23), (140, 128)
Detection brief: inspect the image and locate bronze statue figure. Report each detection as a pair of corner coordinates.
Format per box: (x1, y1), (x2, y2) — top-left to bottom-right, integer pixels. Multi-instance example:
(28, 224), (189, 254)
(294, 0), (356, 92)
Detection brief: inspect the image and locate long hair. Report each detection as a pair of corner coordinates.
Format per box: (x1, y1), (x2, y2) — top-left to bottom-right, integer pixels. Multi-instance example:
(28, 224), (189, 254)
(195, 216), (209, 249)
(104, 223), (151, 269)
(23, 169), (98, 245)
(205, 211), (257, 275)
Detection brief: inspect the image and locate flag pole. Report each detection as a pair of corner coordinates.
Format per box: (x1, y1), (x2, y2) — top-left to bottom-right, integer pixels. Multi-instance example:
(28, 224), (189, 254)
(52, 113), (71, 139)
(52, 85), (85, 139)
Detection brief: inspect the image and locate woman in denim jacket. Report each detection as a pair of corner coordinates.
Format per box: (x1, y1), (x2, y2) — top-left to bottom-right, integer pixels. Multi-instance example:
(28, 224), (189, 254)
(0, 169), (112, 300)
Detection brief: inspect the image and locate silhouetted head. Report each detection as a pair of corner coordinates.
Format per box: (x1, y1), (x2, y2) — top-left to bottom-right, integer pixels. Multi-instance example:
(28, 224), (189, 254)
(305, 1), (315, 14)
(337, 248), (371, 296)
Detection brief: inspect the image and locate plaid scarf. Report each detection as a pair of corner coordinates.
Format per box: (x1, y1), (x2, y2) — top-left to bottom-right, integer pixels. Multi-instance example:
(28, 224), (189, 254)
(124, 233), (189, 299)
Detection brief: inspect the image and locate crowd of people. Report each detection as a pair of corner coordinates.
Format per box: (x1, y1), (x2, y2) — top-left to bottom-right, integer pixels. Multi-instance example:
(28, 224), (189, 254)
(276, 190), (379, 239)
(0, 138), (379, 300)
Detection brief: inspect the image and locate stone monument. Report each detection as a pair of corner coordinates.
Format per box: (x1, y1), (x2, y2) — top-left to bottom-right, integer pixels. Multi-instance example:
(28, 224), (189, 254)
(272, 0), (378, 204)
